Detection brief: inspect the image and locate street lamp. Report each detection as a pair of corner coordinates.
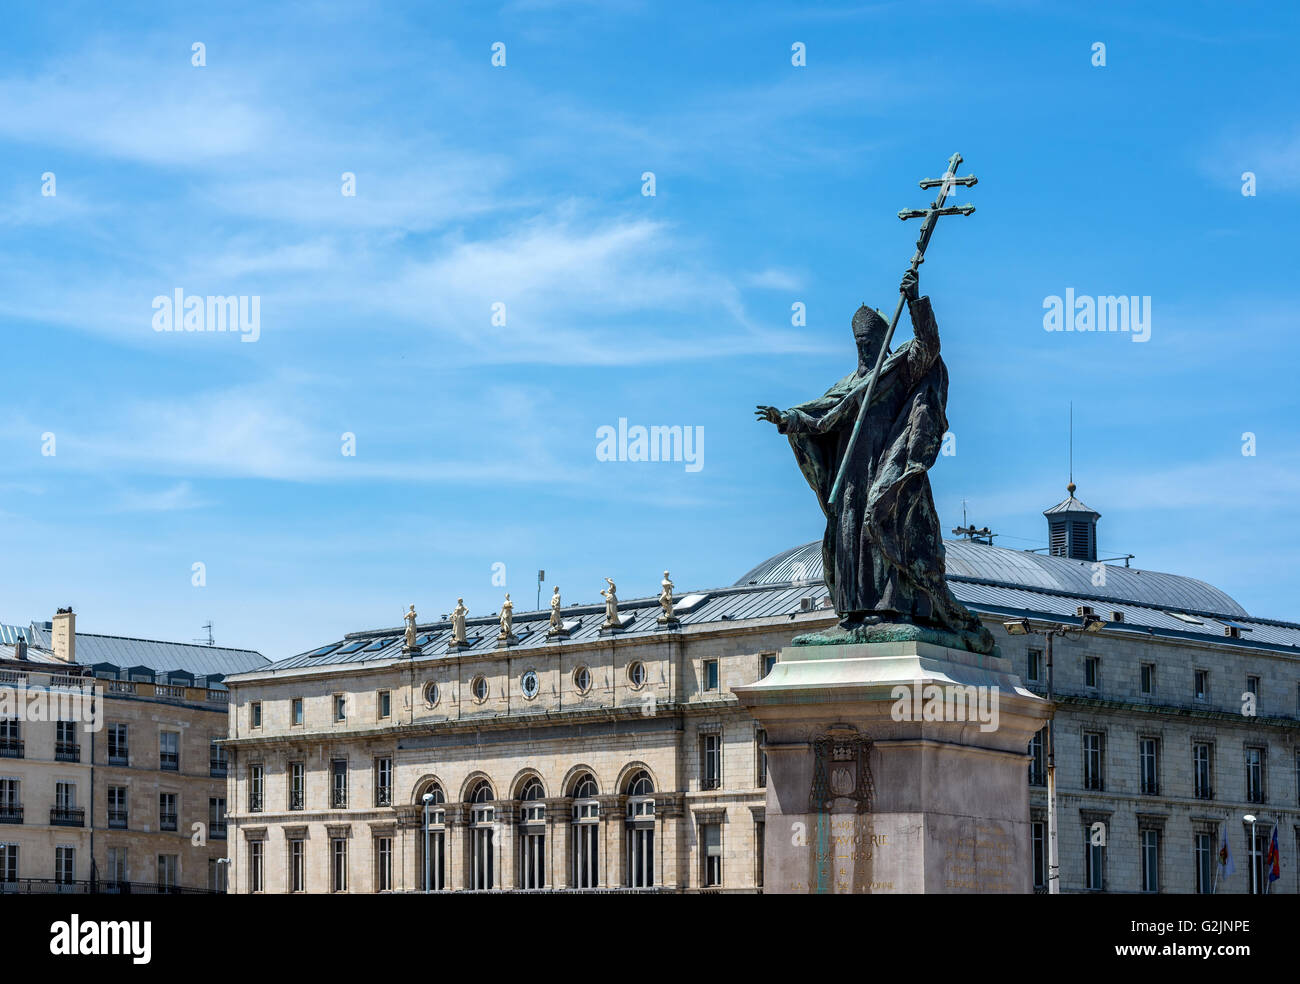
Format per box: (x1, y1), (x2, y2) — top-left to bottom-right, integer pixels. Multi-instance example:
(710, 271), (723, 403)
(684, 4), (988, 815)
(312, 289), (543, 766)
(215, 856), (231, 895)
(1002, 613), (1107, 895)
(422, 792), (435, 893)
(1244, 814), (1257, 895)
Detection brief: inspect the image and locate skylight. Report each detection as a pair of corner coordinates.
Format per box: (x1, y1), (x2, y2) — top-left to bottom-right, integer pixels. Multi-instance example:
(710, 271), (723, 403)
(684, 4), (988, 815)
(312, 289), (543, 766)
(675, 593), (709, 614)
(1166, 612), (1204, 625)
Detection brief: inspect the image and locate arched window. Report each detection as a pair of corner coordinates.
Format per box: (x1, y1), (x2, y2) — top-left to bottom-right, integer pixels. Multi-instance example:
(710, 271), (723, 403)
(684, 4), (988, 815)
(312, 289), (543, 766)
(468, 779), (495, 890)
(419, 782), (446, 891)
(519, 777), (546, 889)
(625, 770), (655, 889)
(571, 772), (600, 889)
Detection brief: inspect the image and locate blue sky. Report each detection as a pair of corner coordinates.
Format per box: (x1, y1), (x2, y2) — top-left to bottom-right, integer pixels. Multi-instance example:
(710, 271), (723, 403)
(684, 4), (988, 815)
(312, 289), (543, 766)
(1, 1), (1297, 659)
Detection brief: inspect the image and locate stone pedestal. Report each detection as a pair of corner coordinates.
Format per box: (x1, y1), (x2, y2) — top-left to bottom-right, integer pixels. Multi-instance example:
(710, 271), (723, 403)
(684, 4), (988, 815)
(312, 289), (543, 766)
(733, 640), (1051, 894)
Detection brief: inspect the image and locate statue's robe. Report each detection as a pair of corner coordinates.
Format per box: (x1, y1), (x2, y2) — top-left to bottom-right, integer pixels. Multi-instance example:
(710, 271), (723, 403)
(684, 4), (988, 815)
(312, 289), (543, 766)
(779, 296), (988, 646)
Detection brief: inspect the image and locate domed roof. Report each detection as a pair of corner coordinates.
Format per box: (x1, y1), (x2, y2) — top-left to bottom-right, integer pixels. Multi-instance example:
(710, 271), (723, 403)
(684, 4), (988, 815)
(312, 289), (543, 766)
(735, 540), (1248, 617)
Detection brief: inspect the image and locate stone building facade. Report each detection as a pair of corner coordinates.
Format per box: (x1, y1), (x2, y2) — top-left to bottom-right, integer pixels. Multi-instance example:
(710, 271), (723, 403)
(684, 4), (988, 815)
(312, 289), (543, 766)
(0, 610), (268, 893)
(223, 491), (1300, 894)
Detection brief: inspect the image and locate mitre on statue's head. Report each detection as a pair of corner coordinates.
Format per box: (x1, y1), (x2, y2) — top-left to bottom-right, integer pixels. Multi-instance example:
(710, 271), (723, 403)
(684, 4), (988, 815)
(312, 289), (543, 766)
(851, 304), (890, 370)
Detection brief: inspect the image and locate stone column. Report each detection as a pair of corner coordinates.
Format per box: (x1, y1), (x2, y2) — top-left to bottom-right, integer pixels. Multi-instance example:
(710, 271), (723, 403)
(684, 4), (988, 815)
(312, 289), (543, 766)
(444, 804), (466, 891)
(394, 806), (421, 892)
(547, 798), (571, 890)
(496, 802), (517, 890)
(598, 794), (624, 888)
(656, 793), (685, 891)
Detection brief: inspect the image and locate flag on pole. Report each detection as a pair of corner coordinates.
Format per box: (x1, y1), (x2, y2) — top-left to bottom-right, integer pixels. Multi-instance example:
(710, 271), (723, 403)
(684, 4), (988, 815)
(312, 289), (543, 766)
(1266, 826), (1280, 884)
(1219, 826), (1235, 875)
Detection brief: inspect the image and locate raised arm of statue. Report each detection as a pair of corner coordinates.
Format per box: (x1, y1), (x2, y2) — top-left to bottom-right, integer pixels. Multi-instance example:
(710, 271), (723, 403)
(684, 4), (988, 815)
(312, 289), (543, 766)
(905, 295), (940, 381)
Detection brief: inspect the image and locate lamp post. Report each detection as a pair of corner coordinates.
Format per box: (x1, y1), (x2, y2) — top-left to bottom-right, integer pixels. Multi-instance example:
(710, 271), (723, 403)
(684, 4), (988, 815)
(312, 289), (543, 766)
(422, 792), (434, 893)
(1004, 613), (1105, 895)
(1244, 814), (1257, 895)
(215, 856), (231, 895)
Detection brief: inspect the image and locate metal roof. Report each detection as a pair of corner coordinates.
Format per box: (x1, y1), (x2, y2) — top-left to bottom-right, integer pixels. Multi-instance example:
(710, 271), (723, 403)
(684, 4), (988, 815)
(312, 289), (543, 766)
(246, 551), (1300, 680)
(735, 539), (1248, 618)
(25, 624), (269, 677)
(0, 624), (33, 646)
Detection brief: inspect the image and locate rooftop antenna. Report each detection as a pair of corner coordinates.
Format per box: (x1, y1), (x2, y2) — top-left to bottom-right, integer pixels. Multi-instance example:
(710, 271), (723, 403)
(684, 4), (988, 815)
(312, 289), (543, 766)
(195, 621), (214, 647)
(1068, 401), (1075, 496)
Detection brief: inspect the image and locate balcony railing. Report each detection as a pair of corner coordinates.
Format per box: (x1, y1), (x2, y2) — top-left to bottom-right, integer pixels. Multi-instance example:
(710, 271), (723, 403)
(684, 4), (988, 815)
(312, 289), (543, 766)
(249, 793), (263, 813)
(0, 738), (23, 759)
(107, 751), (129, 766)
(160, 752), (179, 771)
(159, 812), (178, 831)
(375, 788), (392, 808)
(0, 804), (22, 824)
(210, 820), (227, 840)
(331, 788), (348, 809)
(1141, 781), (1160, 796)
(289, 790), (304, 811)
(0, 878), (220, 895)
(50, 807), (85, 827)
(108, 810), (128, 829)
(54, 743), (80, 763)
(1247, 787), (1266, 804)
(1195, 785), (1215, 800)
(209, 759), (228, 778)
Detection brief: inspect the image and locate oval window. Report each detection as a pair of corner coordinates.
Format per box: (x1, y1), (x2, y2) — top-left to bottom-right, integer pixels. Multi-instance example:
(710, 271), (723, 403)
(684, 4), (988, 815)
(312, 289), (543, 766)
(423, 681), (440, 706)
(521, 670), (539, 699)
(628, 661), (646, 688)
(472, 676), (488, 702)
(574, 665), (592, 694)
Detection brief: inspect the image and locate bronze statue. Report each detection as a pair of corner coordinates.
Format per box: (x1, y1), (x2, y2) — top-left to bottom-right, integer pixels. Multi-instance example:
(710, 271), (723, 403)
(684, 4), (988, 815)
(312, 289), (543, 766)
(756, 153), (993, 653)
(757, 267), (991, 654)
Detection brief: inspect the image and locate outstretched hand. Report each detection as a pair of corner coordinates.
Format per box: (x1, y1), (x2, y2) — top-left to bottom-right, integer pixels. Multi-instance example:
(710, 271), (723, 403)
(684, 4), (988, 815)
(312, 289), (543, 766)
(754, 405), (784, 426)
(901, 268), (919, 302)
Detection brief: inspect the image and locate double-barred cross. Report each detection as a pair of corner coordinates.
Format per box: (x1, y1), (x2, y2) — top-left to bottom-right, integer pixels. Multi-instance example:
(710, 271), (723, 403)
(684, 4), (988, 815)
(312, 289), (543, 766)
(827, 152), (978, 508)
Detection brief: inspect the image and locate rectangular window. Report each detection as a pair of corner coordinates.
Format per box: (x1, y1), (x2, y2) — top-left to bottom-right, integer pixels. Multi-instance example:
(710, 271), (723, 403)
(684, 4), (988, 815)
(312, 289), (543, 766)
(701, 732), (721, 790)
(1028, 729), (1046, 787)
(250, 701), (262, 729)
(378, 690), (391, 719)
(55, 720), (78, 761)
(703, 659), (719, 691)
(1140, 663), (1154, 695)
(249, 841), (264, 893)
(209, 797), (226, 839)
(1194, 833), (1214, 894)
(107, 847), (126, 886)
(1031, 821), (1046, 890)
(756, 729), (768, 787)
(159, 731), (179, 771)
(1245, 746), (1266, 803)
(1084, 657), (1099, 690)
(159, 792), (178, 831)
(0, 778), (17, 824)
(1083, 732), (1104, 791)
(290, 840), (305, 893)
(1246, 675), (1259, 696)
(331, 838), (348, 892)
(209, 857), (228, 893)
(291, 698), (303, 726)
(1193, 742), (1214, 799)
(702, 823), (722, 887)
(1140, 830), (1160, 892)
(55, 846), (75, 884)
(1139, 737), (1160, 795)
(423, 826), (446, 892)
(0, 844), (17, 882)
(334, 695), (347, 722)
(755, 820), (765, 888)
(210, 739), (228, 778)
(1027, 648), (1042, 683)
(1194, 669), (1208, 702)
(0, 717), (20, 758)
(289, 761), (305, 811)
(108, 786), (127, 828)
(762, 653), (777, 677)
(1248, 826), (1269, 895)
(374, 757), (392, 807)
(331, 759), (348, 808)
(157, 854), (178, 890)
(249, 764), (264, 812)
(1084, 829), (1104, 890)
(107, 724), (128, 765)
(375, 837), (392, 892)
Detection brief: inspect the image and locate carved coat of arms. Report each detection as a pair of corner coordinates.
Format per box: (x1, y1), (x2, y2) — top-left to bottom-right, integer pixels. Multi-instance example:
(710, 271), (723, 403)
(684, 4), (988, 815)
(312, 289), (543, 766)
(809, 724), (874, 814)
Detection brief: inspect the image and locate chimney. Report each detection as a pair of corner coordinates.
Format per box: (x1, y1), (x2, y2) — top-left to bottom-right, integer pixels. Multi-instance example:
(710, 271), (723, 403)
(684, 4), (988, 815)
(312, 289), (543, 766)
(14, 638), (27, 661)
(51, 608), (75, 664)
